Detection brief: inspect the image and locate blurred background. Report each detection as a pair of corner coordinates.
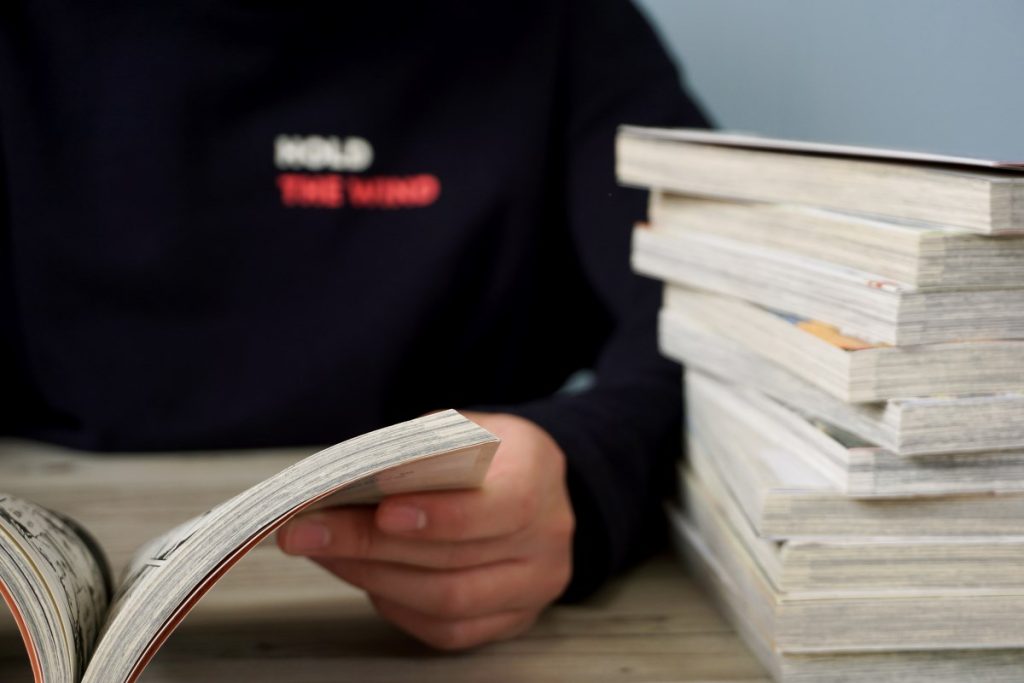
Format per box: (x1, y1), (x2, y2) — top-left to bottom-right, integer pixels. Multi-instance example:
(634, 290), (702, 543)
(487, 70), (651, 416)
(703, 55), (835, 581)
(637, 0), (1024, 160)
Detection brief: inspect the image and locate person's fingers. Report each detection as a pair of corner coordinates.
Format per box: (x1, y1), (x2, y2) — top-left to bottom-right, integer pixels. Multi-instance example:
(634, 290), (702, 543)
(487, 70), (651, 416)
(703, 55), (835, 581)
(277, 411), (575, 652)
(278, 507), (376, 555)
(316, 556), (569, 621)
(369, 595), (538, 651)
(373, 413), (566, 543)
(277, 508), (528, 568)
(373, 464), (539, 542)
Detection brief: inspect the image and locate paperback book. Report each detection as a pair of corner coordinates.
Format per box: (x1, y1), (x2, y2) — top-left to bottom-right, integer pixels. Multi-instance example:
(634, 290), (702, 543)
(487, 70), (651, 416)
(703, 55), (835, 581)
(659, 302), (1024, 456)
(687, 409), (1024, 540)
(634, 226), (1024, 346)
(618, 126), (1024, 234)
(685, 462), (1024, 594)
(688, 372), (1024, 497)
(648, 192), (1024, 290)
(0, 410), (498, 683)
(675, 484), (1024, 652)
(670, 505), (1024, 683)
(661, 286), (1024, 402)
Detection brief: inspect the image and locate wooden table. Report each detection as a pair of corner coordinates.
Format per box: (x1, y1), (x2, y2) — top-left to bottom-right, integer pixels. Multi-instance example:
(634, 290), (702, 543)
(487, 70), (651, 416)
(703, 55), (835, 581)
(0, 439), (769, 682)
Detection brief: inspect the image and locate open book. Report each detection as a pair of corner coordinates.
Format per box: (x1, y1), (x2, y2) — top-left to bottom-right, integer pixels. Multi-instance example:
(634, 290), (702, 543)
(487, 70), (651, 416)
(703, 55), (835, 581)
(0, 410), (498, 683)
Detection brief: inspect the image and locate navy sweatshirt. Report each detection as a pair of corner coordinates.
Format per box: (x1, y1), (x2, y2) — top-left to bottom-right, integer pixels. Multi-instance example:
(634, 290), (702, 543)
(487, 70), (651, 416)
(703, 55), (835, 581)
(0, 1), (709, 599)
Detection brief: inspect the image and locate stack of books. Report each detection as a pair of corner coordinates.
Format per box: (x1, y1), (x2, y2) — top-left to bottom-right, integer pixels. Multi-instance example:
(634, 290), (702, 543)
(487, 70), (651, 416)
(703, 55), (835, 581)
(618, 126), (1024, 682)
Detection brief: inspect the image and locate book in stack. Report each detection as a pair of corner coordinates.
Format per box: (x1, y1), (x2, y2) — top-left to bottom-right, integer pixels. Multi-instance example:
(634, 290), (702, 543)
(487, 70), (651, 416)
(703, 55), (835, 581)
(618, 125), (1024, 682)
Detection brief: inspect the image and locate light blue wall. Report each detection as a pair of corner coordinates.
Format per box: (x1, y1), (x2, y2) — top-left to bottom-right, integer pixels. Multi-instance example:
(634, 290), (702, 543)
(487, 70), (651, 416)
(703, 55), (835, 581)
(637, 0), (1024, 161)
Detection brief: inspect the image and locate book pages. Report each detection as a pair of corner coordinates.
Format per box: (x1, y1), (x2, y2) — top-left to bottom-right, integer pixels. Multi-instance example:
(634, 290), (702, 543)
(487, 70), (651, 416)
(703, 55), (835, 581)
(648, 193), (1024, 290)
(635, 227), (1024, 345)
(82, 410), (497, 683)
(671, 506), (1024, 682)
(0, 496), (110, 683)
(624, 123), (1024, 680)
(621, 126), (1024, 170)
(690, 371), (1024, 498)
(618, 127), (1024, 233)
(659, 303), (1024, 455)
(660, 286), (1024, 402)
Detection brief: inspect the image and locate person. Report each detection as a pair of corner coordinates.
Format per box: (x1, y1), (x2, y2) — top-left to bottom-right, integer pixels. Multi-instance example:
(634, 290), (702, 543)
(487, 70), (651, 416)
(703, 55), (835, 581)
(0, 0), (708, 650)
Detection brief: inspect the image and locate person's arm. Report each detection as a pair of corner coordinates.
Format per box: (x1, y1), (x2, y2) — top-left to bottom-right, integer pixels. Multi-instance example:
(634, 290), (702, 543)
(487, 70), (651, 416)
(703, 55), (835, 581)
(277, 0), (710, 648)
(501, 0), (711, 600)
(0, 123), (35, 435)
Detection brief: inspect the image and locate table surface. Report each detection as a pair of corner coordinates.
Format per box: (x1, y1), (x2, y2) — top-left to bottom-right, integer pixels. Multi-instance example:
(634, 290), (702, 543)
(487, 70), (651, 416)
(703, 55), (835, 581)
(0, 439), (769, 682)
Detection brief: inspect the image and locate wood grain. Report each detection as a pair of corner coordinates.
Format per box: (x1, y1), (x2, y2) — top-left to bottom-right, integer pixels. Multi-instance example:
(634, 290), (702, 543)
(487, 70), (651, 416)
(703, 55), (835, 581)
(0, 439), (768, 682)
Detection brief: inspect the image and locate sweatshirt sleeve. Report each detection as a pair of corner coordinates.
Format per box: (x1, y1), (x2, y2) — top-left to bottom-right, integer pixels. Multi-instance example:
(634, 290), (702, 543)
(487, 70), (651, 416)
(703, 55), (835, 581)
(504, 0), (711, 601)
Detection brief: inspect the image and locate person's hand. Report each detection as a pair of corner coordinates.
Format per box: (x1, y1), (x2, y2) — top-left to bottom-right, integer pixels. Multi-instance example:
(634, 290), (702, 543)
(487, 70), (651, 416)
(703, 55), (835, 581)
(276, 411), (575, 650)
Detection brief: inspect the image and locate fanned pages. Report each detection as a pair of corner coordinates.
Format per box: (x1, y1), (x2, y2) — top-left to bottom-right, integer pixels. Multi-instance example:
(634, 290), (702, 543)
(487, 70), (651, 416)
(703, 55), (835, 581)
(0, 410), (498, 683)
(0, 498), (110, 682)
